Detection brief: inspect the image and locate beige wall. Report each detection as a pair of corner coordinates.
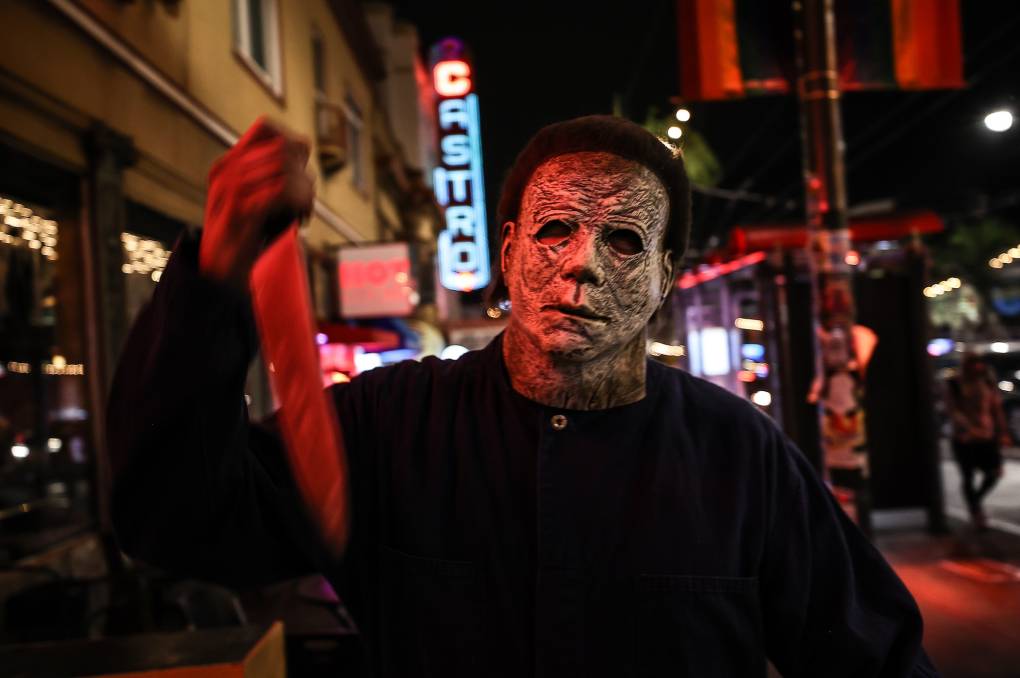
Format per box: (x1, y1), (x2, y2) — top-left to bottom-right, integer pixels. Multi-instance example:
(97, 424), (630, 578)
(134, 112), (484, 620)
(0, 0), (385, 246)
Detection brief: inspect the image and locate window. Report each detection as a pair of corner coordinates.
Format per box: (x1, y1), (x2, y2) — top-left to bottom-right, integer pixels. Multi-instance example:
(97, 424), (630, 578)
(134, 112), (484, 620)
(311, 30), (326, 99)
(232, 0), (283, 96)
(345, 96), (365, 190)
(0, 196), (94, 556)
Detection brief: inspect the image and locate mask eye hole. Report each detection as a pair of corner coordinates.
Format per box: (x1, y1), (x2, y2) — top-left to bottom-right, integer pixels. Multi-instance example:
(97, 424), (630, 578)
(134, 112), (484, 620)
(607, 229), (644, 255)
(535, 220), (572, 246)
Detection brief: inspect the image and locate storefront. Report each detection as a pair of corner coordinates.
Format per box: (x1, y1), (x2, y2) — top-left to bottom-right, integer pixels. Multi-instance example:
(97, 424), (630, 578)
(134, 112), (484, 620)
(662, 224), (945, 530)
(0, 142), (94, 562)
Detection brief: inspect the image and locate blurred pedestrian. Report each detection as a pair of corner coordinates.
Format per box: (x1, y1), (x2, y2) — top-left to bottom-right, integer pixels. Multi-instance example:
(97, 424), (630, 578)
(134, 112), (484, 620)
(946, 353), (1009, 530)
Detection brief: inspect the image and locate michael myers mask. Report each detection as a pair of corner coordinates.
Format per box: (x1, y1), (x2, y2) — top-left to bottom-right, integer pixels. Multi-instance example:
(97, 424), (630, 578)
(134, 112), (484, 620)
(501, 151), (674, 361)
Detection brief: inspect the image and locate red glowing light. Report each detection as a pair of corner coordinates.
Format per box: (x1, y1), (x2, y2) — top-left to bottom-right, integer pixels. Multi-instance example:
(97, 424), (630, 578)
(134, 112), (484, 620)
(737, 370), (757, 383)
(845, 250), (861, 266)
(677, 251), (767, 290)
(434, 60), (472, 97)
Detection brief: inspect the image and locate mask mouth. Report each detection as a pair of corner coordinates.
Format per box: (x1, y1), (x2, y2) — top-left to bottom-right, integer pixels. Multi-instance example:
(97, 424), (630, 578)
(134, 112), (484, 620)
(544, 303), (609, 322)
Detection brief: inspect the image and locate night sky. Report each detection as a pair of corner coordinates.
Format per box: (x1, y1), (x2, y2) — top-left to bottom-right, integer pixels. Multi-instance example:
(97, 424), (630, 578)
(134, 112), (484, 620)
(388, 0), (1020, 252)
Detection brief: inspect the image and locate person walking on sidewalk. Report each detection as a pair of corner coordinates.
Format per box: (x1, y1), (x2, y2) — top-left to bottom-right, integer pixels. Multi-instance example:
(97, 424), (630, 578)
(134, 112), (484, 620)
(946, 353), (1010, 530)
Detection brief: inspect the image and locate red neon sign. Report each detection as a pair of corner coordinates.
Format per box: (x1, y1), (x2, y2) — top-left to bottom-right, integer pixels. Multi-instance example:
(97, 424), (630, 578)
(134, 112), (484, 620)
(677, 251), (766, 289)
(433, 60), (472, 97)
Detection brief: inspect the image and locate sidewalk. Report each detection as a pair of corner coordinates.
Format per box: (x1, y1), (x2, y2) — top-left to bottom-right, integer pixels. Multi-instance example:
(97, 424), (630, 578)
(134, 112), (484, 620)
(873, 453), (1020, 678)
(942, 449), (1020, 533)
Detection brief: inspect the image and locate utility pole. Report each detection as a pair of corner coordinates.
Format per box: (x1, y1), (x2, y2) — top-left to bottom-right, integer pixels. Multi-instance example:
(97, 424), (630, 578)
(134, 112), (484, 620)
(793, 0), (874, 534)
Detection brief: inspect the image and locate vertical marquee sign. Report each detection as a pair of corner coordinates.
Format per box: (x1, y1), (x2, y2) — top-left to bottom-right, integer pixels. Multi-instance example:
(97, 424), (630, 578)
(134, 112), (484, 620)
(429, 38), (490, 292)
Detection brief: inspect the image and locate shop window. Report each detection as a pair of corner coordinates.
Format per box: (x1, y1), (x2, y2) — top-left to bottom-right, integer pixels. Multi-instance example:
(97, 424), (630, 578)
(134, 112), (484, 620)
(232, 0), (283, 97)
(0, 196), (93, 559)
(346, 96), (365, 191)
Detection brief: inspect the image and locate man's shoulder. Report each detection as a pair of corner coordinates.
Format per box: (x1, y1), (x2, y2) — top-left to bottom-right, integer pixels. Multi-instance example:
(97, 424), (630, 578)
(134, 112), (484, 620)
(650, 359), (766, 429)
(346, 345), (489, 397)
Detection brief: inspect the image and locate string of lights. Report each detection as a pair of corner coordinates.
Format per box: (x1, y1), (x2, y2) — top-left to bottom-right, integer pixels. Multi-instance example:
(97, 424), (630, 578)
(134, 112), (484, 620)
(0, 197), (59, 261)
(121, 232), (170, 282)
(987, 244), (1020, 270)
(923, 277), (962, 298)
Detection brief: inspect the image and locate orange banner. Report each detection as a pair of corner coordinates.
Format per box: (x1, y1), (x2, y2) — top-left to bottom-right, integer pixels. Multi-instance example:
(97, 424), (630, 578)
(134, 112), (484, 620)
(891, 0), (964, 89)
(678, 0), (745, 100)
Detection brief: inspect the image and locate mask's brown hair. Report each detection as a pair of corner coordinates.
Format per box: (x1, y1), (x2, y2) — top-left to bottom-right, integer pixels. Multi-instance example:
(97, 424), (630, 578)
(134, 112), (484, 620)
(487, 115), (691, 304)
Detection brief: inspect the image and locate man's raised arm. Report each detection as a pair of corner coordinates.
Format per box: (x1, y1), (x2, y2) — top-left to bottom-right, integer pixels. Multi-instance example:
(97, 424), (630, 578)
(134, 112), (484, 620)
(107, 120), (325, 587)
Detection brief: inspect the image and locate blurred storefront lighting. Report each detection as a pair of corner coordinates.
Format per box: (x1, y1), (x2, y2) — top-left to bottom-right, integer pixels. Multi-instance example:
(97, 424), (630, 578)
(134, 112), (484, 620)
(667, 126), (683, 140)
(990, 258), (1004, 269)
(46, 438), (62, 453)
(999, 380), (1014, 392)
(990, 342), (1009, 353)
(11, 444), (29, 459)
(845, 250), (861, 266)
(697, 327), (731, 376)
(122, 232), (170, 278)
(440, 344), (469, 361)
(751, 390), (772, 407)
(741, 343), (765, 361)
(648, 341), (685, 357)
(0, 197), (59, 261)
(924, 277), (963, 298)
(927, 338), (955, 357)
(675, 108), (691, 122)
(43, 362), (84, 376)
(734, 317), (765, 331)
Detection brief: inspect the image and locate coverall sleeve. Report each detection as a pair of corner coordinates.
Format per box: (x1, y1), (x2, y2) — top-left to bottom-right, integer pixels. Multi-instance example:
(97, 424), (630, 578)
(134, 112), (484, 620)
(760, 427), (940, 677)
(107, 231), (327, 589)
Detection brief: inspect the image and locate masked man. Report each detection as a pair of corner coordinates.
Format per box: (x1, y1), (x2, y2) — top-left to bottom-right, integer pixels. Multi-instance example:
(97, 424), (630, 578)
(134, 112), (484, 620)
(109, 116), (938, 677)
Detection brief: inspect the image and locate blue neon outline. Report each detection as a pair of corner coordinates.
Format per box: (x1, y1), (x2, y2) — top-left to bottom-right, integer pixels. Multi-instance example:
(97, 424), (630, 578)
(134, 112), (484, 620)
(435, 94), (490, 292)
(465, 93), (491, 289)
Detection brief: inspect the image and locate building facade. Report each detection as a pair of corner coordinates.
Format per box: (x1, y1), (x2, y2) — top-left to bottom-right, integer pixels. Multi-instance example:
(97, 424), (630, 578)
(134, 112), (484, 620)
(0, 0), (435, 588)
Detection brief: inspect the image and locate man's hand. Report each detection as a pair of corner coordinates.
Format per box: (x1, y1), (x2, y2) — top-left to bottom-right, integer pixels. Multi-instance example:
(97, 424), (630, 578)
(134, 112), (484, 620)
(200, 118), (315, 290)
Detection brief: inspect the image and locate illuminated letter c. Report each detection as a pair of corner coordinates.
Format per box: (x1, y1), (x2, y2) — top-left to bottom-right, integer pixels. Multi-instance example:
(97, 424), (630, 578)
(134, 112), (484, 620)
(434, 60), (472, 97)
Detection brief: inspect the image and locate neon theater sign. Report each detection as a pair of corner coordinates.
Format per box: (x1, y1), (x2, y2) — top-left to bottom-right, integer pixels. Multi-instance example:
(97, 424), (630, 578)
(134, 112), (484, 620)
(430, 38), (490, 292)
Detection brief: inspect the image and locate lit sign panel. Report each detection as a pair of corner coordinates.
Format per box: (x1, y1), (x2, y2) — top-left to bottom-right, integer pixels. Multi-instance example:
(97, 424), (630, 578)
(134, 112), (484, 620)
(338, 242), (417, 318)
(430, 38), (490, 292)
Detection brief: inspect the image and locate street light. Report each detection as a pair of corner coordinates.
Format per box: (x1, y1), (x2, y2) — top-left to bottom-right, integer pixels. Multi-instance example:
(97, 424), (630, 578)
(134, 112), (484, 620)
(984, 110), (1013, 132)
